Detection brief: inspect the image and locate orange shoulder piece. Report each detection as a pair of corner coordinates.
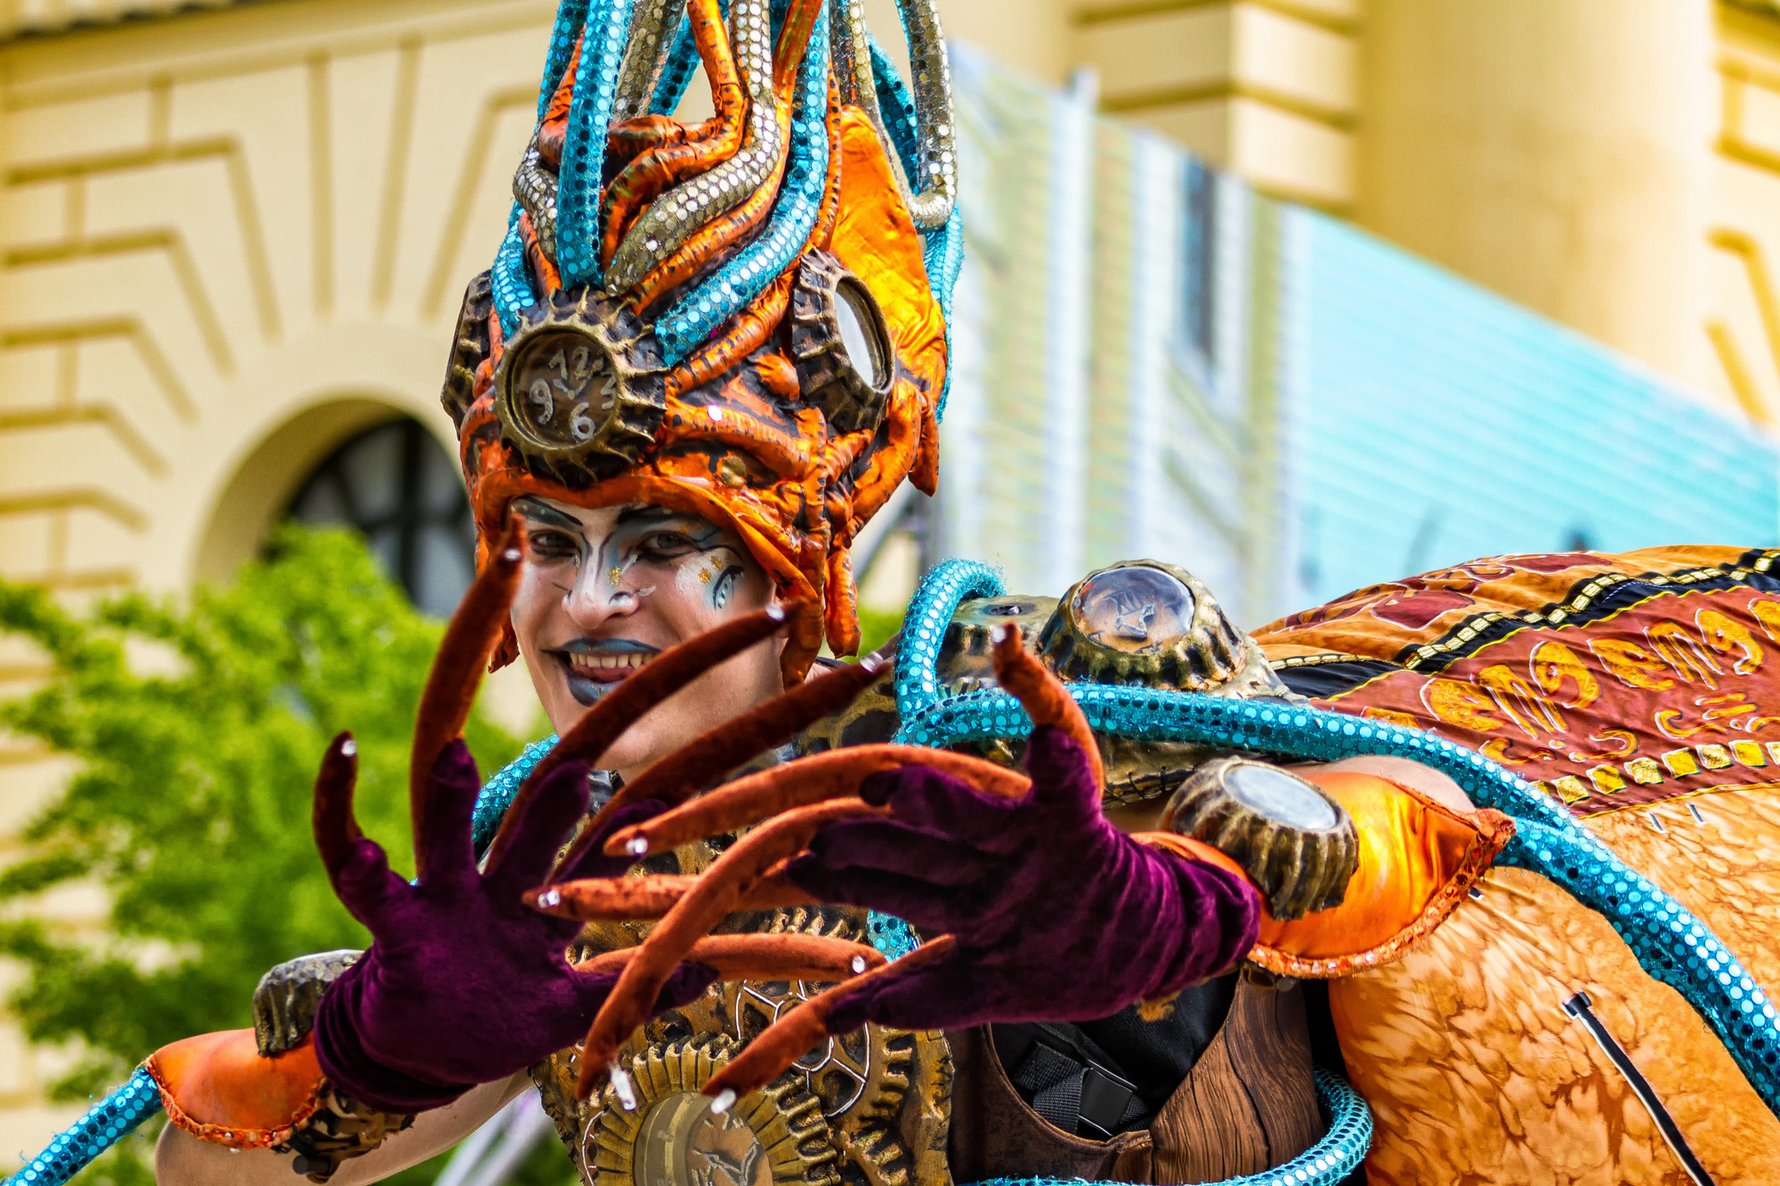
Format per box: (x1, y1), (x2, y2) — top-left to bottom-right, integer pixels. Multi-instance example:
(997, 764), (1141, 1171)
(144, 1028), (327, 1149)
(1248, 770), (1514, 979)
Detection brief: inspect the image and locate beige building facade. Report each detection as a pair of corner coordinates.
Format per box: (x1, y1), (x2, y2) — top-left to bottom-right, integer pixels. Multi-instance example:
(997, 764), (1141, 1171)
(3, 0), (1780, 1162)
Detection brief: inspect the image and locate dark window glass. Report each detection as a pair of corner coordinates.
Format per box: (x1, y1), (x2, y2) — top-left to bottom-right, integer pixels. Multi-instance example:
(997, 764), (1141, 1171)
(1180, 158), (1217, 365)
(285, 419), (475, 618)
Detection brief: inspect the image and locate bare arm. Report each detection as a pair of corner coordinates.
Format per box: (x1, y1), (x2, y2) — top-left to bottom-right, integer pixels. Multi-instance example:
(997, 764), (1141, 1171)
(153, 1073), (531, 1186)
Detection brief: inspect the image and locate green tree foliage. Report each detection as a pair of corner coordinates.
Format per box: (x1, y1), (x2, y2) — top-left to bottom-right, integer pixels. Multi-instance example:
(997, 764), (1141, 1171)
(0, 528), (541, 1182)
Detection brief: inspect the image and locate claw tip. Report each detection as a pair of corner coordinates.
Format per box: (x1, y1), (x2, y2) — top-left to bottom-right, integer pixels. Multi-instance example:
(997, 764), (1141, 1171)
(708, 1087), (736, 1115)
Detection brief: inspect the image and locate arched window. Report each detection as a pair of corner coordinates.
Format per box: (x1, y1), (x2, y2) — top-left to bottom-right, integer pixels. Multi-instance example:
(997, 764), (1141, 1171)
(284, 418), (475, 618)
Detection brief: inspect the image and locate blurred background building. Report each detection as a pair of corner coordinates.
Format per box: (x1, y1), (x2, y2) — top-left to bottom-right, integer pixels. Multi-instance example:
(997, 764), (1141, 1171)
(3, 0), (1779, 1165)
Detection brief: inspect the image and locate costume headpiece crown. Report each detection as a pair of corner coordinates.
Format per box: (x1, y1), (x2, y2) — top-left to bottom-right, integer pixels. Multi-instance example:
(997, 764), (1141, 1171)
(441, 0), (963, 681)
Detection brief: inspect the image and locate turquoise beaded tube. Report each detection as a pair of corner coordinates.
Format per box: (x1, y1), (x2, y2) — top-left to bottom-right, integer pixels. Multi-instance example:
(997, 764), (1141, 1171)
(4, 1069), (161, 1186)
(893, 559), (1003, 720)
(556, 0), (637, 288)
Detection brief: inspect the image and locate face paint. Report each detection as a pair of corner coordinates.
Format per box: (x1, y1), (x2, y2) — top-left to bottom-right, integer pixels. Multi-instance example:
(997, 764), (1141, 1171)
(508, 496), (781, 778)
(712, 565), (744, 612)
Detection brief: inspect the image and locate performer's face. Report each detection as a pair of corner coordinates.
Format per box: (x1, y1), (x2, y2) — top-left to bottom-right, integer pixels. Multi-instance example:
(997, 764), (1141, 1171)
(509, 494), (782, 777)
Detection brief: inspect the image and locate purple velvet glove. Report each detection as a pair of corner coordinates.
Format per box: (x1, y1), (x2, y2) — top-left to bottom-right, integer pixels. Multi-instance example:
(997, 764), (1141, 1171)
(311, 739), (714, 1113)
(788, 726), (1261, 1034)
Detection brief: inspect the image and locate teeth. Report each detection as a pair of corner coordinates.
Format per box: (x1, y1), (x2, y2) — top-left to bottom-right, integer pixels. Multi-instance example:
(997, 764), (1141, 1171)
(567, 652), (653, 675)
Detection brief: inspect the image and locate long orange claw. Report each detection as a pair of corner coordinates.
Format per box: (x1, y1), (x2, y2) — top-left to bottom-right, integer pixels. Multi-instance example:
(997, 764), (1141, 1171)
(699, 937), (959, 1105)
(530, 872), (813, 920)
(606, 744), (1030, 857)
(611, 653), (898, 817)
(411, 517), (525, 869)
(992, 625), (1103, 785)
(574, 933), (885, 983)
(574, 798), (883, 1096)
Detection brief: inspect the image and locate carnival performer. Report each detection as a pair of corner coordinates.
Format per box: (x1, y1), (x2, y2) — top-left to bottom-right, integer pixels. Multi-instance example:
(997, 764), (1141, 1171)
(128, 0), (1366, 1181)
(16, 1), (1779, 1185)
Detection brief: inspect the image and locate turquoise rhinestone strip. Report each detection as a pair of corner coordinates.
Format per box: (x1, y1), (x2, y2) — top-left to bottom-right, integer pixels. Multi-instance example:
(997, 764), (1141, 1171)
(867, 910), (921, 961)
(495, 0), (591, 335)
(893, 559), (1003, 721)
(492, 209), (539, 338)
(652, 0), (832, 364)
(5, 1067), (162, 1186)
(1502, 819), (1780, 1113)
(959, 1065), (1371, 1186)
(896, 685), (1576, 834)
(894, 679), (1780, 1117)
(923, 202), (963, 417)
(471, 735), (560, 856)
(556, 0), (636, 288)
(537, 0), (593, 120)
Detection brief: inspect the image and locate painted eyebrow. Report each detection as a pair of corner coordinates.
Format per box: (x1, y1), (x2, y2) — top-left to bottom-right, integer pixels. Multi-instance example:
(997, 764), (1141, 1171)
(615, 504), (700, 527)
(512, 497), (585, 531)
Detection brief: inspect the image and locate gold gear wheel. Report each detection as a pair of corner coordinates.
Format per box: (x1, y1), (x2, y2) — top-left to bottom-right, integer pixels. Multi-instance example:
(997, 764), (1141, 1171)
(492, 289), (667, 486)
(580, 1033), (840, 1186)
(1165, 756), (1359, 919)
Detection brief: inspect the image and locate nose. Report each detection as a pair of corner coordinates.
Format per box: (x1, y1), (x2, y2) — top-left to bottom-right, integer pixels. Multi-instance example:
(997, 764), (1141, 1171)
(561, 560), (642, 632)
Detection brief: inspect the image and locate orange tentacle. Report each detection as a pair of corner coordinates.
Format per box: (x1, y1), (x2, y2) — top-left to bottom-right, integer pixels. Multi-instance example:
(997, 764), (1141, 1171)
(574, 932), (884, 982)
(411, 518), (524, 866)
(532, 871), (813, 920)
(608, 744), (1030, 856)
(575, 797), (883, 1095)
(770, 0), (823, 92)
(517, 210), (562, 295)
(700, 937), (958, 1100)
(534, 37), (584, 167)
(991, 627), (1102, 785)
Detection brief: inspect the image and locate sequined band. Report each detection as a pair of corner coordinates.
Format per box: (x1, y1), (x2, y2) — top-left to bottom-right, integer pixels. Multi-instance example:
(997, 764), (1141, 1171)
(4, 1068), (161, 1186)
(893, 558), (1004, 720)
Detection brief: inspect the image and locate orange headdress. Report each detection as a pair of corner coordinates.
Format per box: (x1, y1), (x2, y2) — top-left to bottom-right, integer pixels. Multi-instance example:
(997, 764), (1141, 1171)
(440, 0), (962, 682)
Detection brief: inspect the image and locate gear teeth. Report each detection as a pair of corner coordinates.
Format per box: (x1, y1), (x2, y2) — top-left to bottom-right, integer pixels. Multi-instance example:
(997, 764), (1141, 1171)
(791, 251), (896, 436)
(441, 271), (493, 431)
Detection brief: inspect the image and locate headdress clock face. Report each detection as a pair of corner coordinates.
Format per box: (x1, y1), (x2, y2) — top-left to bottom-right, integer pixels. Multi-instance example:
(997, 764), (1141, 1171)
(510, 331), (618, 447)
(490, 294), (667, 484)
